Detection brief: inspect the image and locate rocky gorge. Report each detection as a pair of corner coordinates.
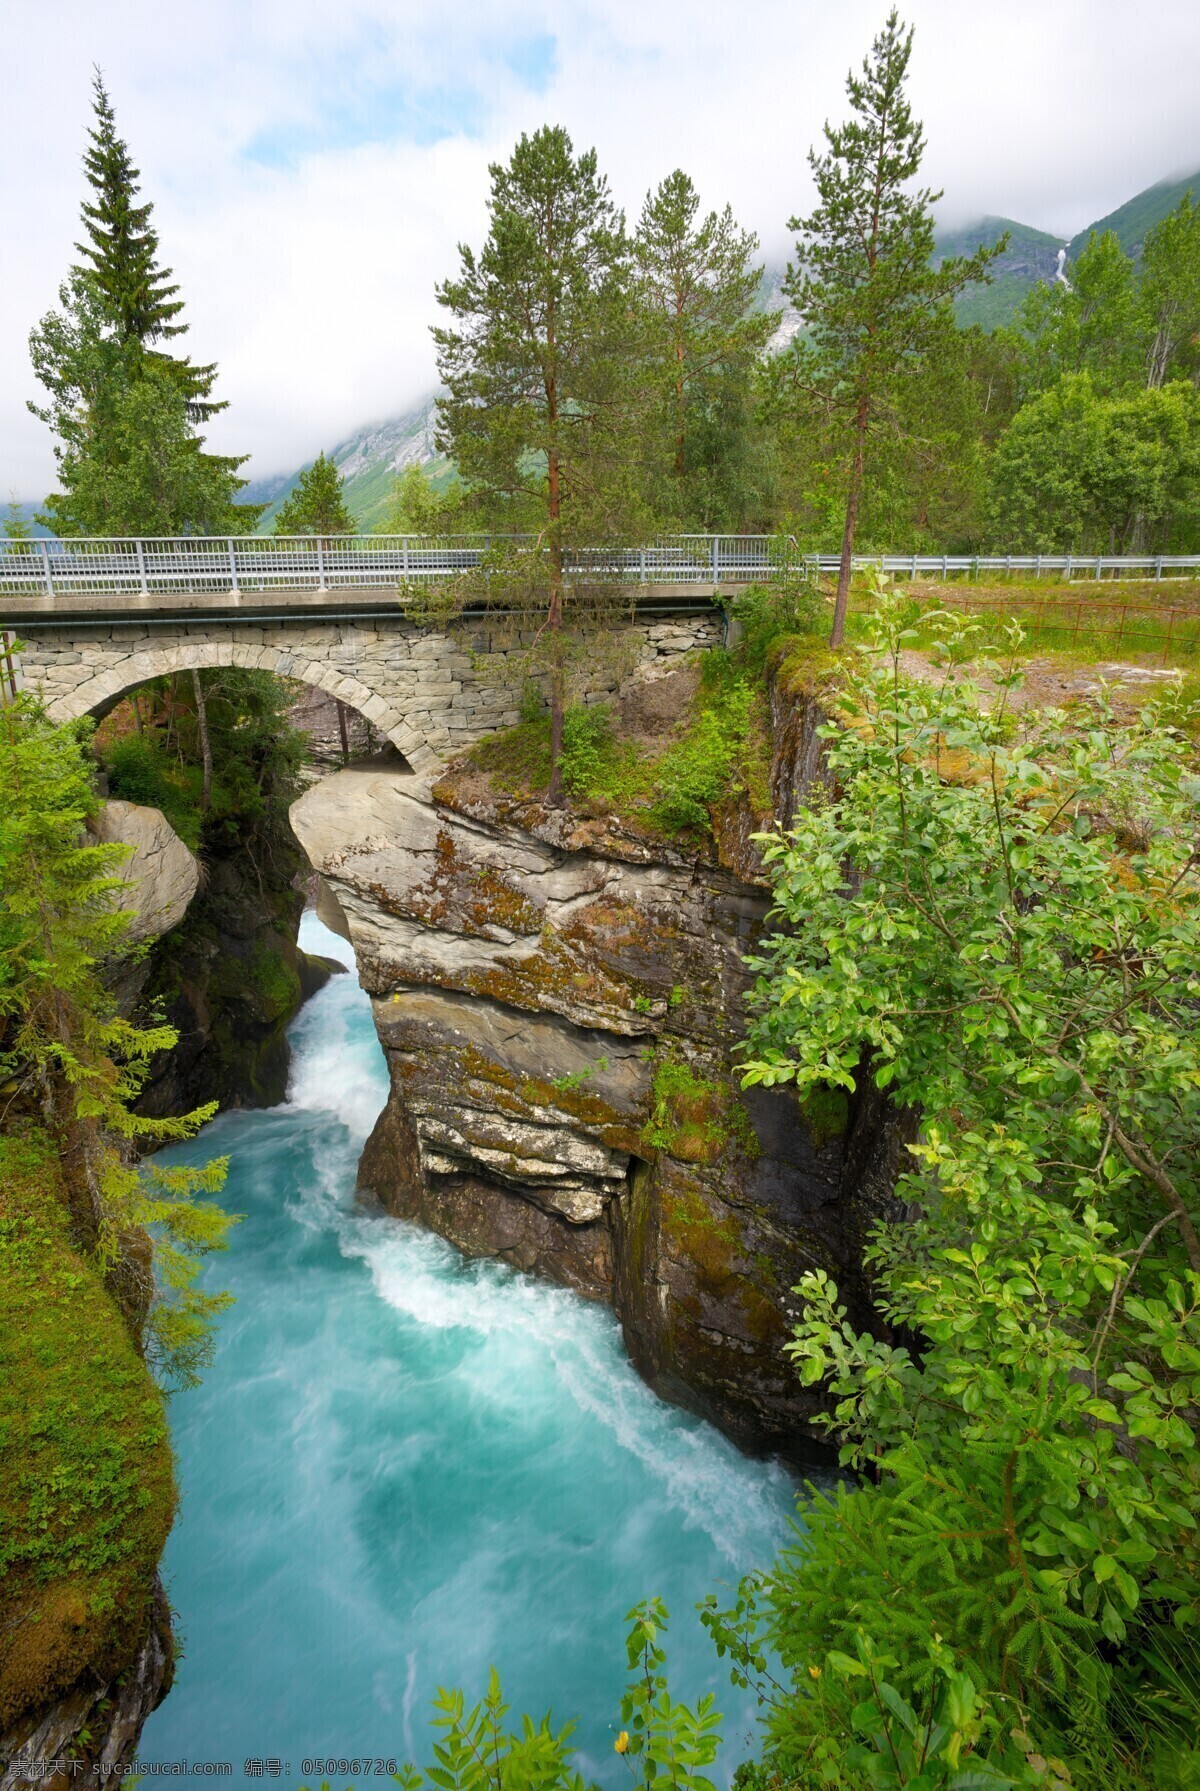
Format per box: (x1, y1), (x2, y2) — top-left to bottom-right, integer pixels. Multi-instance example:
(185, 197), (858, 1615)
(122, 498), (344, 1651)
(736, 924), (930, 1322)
(292, 649), (910, 1460)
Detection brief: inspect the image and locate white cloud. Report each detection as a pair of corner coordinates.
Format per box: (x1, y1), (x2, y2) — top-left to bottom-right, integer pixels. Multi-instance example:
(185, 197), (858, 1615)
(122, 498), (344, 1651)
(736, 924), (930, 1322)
(2, 0), (1198, 497)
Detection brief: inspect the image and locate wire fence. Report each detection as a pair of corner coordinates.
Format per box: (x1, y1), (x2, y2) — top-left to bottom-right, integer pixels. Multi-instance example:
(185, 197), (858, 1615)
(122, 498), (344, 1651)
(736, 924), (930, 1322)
(848, 591), (1200, 666)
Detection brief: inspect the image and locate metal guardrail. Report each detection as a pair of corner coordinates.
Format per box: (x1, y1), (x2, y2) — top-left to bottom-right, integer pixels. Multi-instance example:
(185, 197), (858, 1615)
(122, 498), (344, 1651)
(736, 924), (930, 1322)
(3, 538), (1198, 605)
(0, 534), (785, 600)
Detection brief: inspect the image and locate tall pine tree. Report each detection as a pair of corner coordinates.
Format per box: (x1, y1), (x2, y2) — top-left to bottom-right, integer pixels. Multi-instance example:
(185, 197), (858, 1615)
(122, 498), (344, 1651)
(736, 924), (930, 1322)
(30, 74), (258, 537)
(74, 70), (220, 421)
(634, 171), (776, 524)
(786, 11), (1002, 644)
(434, 126), (643, 798)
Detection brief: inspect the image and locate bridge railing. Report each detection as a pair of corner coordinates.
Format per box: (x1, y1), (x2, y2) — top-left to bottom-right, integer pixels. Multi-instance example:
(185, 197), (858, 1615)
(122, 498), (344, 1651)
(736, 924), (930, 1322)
(4, 538), (1200, 603)
(0, 533), (793, 599)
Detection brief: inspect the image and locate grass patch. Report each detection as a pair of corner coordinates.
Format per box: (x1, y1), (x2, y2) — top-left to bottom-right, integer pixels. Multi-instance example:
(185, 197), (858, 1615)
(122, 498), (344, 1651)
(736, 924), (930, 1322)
(844, 577), (1200, 668)
(0, 1126), (175, 1728)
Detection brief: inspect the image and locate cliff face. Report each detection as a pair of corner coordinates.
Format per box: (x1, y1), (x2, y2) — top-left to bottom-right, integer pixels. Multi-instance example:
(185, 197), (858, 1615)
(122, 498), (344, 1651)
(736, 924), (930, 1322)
(133, 816), (338, 1119)
(0, 1583), (173, 1791)
(293, 674), (908, 1460)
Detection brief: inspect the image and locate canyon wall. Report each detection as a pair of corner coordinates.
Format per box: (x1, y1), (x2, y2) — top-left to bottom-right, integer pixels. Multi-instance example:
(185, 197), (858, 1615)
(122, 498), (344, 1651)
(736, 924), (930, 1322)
(293, 666), (909, 1461)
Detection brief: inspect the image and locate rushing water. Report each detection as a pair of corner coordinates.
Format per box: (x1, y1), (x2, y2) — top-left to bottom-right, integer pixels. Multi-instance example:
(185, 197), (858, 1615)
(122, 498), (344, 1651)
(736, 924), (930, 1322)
(140, 915), (797, 1786)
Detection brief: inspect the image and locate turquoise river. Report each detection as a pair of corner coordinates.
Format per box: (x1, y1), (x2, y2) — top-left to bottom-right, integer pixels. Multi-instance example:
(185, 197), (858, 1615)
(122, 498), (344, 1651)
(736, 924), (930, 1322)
(140, 915), (797, 1786)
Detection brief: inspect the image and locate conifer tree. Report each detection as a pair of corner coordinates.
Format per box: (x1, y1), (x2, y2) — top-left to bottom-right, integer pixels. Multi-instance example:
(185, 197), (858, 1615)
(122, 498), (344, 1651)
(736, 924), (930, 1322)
(634, 171), (776, 521)
(273, 452), (354, 536)
(786, 11), (1002, 644)
(30, 75), (258, 537)
(74, 70), (220, 421)
(434, 126), (642, 798)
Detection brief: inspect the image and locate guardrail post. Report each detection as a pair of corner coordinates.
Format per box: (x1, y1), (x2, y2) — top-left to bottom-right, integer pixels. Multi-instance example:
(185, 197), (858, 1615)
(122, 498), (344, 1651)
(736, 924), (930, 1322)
(711, 535), (719, 586)
(40, 539), (54, 597)
(135, 539), (148, 595)
(1156, 556), (1163, 581)
(317, 535), (326, 590)
(402, 538), (410, 581)
(228, 538), (239, 596)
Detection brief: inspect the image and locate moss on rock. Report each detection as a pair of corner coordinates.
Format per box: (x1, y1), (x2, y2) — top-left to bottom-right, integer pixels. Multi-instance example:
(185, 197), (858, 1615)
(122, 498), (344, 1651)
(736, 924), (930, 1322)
(0, 1127), (175, 1730)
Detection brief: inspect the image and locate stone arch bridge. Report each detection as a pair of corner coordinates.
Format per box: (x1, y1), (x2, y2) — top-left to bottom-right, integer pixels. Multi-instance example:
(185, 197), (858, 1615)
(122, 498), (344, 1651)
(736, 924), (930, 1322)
(0, 535), (758, 768)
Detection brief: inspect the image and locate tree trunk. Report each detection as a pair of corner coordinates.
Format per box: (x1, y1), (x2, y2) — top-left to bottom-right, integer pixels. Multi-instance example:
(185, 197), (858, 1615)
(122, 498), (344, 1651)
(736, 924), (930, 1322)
(831, 404), (868, 648)
(674, 341), (686, 478)
(191, 669), (213, 811)
(546, 484), (566, 805)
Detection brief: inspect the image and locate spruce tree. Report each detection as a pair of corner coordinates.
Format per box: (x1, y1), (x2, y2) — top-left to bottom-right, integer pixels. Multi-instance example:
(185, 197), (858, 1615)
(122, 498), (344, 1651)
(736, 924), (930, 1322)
(273, 452), (354, 536)
(786, 11), (1002, 644)
(434, 126), (642, 798)
(74, 70), (220, 421)
(634, 171), (776, 521)
(30, 76), (258, 537)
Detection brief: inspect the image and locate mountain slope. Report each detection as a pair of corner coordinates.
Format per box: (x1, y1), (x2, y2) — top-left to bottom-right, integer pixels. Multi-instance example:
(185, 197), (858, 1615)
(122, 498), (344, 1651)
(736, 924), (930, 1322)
(243, 396), (449, 532)
(935, 216), (1065, 330)
(1069, 166), (1200, 260)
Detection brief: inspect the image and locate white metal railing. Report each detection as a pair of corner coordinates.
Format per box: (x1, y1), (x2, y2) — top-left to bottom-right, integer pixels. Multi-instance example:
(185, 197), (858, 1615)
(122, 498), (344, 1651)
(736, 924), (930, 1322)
(3, 538), (1199, 605)
(0, 533), (785, 601)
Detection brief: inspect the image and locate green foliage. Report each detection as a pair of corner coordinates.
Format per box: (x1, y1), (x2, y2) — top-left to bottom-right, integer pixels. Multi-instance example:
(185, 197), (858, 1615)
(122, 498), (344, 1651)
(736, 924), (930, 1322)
(380, 461), (466, 535)
(633, 169), (777, 529)
(1017, 232), (1145, 400)
(730, 571), (826, 669)
(101, 667), (305, 854)
(726, 593), (1200, 1778)
(433, 124), (649, 795)
(782, 9), (1005, 637)
(73, 70), (218, 419)
(559, 704), (613, 795)
(0, 696), (233, 1389)
(314, 1601), (720, 1791)
(28, 77), (258, 535)
(104, 732), (202, 848)
(274, 451), (354, 536)
(651, 678), (757, 833)
(987, 374), (1200, 553)
(642, 1056), (757, 1163)
(29, 276), (257, 538)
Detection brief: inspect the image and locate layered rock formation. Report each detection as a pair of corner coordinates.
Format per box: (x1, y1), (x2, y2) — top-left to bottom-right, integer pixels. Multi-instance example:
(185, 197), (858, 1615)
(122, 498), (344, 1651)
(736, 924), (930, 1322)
(293, 671), (907, 1461)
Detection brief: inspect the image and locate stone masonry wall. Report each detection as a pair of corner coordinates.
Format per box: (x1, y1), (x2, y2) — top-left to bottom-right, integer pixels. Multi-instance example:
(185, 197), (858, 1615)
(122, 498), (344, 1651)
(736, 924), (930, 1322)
(22, 612), (722, 773)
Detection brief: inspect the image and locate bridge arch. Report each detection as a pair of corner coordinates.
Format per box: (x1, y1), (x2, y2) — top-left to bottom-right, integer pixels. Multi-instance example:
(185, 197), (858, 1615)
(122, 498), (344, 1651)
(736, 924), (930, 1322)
(43, 638), (441, 772)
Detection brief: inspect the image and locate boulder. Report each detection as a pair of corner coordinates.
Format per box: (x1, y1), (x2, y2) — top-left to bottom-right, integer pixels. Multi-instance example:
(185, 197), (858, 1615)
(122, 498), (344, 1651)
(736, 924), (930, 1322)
(90, 801), (198, 944)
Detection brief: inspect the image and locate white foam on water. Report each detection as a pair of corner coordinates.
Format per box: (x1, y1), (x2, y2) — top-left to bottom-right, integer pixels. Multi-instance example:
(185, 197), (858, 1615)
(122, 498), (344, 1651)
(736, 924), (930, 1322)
(278, 906), (795, 1569)
(285, 913), (391, 1143)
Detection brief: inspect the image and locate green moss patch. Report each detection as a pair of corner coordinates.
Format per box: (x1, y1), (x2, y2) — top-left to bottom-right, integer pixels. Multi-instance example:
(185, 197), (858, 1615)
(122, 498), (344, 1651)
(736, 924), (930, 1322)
(642, 1058), (759, 1165)
(0, 1127), (175, 1728)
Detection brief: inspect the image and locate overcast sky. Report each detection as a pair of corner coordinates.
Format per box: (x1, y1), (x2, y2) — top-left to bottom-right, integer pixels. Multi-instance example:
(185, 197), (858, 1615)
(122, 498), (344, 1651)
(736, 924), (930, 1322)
(3, 0), (1198, 498)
